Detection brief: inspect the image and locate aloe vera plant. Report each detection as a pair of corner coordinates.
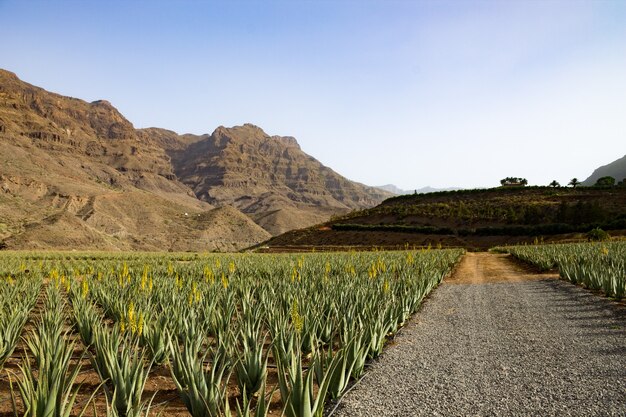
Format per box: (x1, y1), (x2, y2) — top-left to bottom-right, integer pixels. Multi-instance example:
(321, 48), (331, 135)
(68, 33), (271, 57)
(70, 296), (101, 347)
(364, 308), (393, 359)
(10, 284), (97, 417)
(141, 314), (170, 365)
(502, 242), (626, 300)
(313, 342), (357, 400)
(274, 341), (340, 417)
(91, 326), (153, 417)
(0, 275), (40, 369)
(169, 334), (231, 417)
(11, 347), (90, 417)
(0, 311), (30, 368)
(233, 316), (269, 398)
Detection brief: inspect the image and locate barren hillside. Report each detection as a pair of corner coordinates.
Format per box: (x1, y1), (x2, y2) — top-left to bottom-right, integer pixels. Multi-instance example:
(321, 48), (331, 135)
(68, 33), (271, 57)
(0, 69), (270, 251)
(164, 123), (392, 235)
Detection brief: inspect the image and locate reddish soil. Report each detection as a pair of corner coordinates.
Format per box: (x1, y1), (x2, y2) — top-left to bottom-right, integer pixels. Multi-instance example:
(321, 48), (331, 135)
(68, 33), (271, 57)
(446, 252), (559, 284)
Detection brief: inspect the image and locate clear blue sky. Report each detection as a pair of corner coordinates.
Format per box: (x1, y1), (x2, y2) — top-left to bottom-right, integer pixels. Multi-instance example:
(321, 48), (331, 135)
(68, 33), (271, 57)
(1, 0), (625, 189)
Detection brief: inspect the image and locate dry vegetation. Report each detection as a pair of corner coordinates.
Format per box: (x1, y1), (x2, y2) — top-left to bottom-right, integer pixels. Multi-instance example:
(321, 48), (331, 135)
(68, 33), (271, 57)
(262, 187), (626, 251)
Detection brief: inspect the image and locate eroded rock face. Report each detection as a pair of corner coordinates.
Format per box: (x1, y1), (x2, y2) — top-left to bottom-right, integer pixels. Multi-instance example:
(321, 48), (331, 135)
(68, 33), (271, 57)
(0, 69), (172, 180)
(166, 123), (392, 235)
(0, 68), (391, 246)
(0, 69), (270, 251)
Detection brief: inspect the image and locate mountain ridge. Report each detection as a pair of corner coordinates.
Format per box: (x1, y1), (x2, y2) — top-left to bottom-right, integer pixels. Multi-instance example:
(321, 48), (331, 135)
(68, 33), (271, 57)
(0, 68), (389, 248)
(0, 68), (271, 250)
(142, 123), (392, 235)
(376, 184), (463, 195)
(583, 154), (626, 186)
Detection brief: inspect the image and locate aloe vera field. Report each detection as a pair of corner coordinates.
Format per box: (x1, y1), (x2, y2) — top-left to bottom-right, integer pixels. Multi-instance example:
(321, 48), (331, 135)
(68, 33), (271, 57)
(0, 249), (464, 417)
(499, 242), (626, 300)
(1, 242), (625, 417)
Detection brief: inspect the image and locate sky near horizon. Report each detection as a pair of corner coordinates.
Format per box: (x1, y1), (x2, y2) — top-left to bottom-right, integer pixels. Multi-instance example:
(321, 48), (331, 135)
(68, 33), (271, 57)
(1, 0), (625, 190)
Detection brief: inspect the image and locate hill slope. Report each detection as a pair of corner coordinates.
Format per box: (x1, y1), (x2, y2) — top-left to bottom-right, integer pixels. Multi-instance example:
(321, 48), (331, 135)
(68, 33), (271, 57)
(583, 154), (626, 186)
(161, 123), (392, 235)
(261, 187), (626, 251)
(0, 69), (270, 251)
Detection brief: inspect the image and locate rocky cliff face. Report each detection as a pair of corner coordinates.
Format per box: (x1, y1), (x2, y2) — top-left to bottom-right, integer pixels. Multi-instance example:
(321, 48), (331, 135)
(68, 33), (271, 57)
(0, 69), (389, 248)
(0, 70), (177, 187)
(0, 69), (270, 251)
(167, 124), (392, 235)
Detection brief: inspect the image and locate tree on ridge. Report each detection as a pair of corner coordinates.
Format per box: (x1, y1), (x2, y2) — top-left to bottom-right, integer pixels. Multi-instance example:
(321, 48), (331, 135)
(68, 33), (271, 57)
(569, 178), (581, 188)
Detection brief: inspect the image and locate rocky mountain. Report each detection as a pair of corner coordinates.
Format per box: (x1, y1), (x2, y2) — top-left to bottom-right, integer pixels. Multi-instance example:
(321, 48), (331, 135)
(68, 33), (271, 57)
(376, 184), (404, 195)
(376, 184), (462, 195)
(0, 69), (270, 251)
(148, 124), (392, 235)
(583, 154), (626, 186)
(0, 69), (388, 249)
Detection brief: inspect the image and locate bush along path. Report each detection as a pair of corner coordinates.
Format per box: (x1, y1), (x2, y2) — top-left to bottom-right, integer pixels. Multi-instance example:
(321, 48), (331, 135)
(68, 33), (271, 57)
(331, 253), (626, 417)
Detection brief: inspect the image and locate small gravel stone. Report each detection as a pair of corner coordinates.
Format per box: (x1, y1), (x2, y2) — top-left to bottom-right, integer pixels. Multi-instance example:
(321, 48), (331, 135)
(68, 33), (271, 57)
(331, 279), (626, 417)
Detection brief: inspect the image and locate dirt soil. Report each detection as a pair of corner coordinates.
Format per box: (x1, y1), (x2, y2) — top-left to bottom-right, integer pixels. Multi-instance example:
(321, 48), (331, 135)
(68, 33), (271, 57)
(446, 252), (559, 284)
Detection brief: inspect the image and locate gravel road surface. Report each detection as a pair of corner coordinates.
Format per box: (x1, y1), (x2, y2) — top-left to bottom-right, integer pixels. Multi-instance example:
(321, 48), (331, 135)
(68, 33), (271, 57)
(331, 253), (626, 417)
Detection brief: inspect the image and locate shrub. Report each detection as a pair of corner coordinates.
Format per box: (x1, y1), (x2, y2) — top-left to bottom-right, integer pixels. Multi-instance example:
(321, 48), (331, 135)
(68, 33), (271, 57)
(586, 228), (610, 242)
(594, 176), (616, 187)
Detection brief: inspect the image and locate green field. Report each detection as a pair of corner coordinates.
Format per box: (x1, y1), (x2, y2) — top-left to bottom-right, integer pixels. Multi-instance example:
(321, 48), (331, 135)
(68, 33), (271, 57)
(1, 242), (624, 416)
(497, 241), (626, 300)
(0, 249), (462, 417)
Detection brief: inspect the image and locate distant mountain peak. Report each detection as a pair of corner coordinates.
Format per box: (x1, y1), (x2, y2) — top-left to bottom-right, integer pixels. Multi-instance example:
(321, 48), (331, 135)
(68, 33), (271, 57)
(583, 154), (626, 186)
(90, 99), (113, 106)
(376, 184), (462, 195)
(169, 124), (392, 235)
(0, 68), (19, 80)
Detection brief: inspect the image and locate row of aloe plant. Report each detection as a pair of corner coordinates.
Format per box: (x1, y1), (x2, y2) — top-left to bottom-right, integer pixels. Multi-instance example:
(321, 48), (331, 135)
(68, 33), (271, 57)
(4, 249), (463, 416)
(67, 275), (156, 417)
(9, 281), (99, 417)
(0, 271), (40, 371)
(498, 241), (626, 299)
(89, 250), (461, 416)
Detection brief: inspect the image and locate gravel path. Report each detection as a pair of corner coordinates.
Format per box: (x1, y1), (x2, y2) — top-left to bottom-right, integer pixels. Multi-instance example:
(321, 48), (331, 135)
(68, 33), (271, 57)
(331, 253), (626, 417)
